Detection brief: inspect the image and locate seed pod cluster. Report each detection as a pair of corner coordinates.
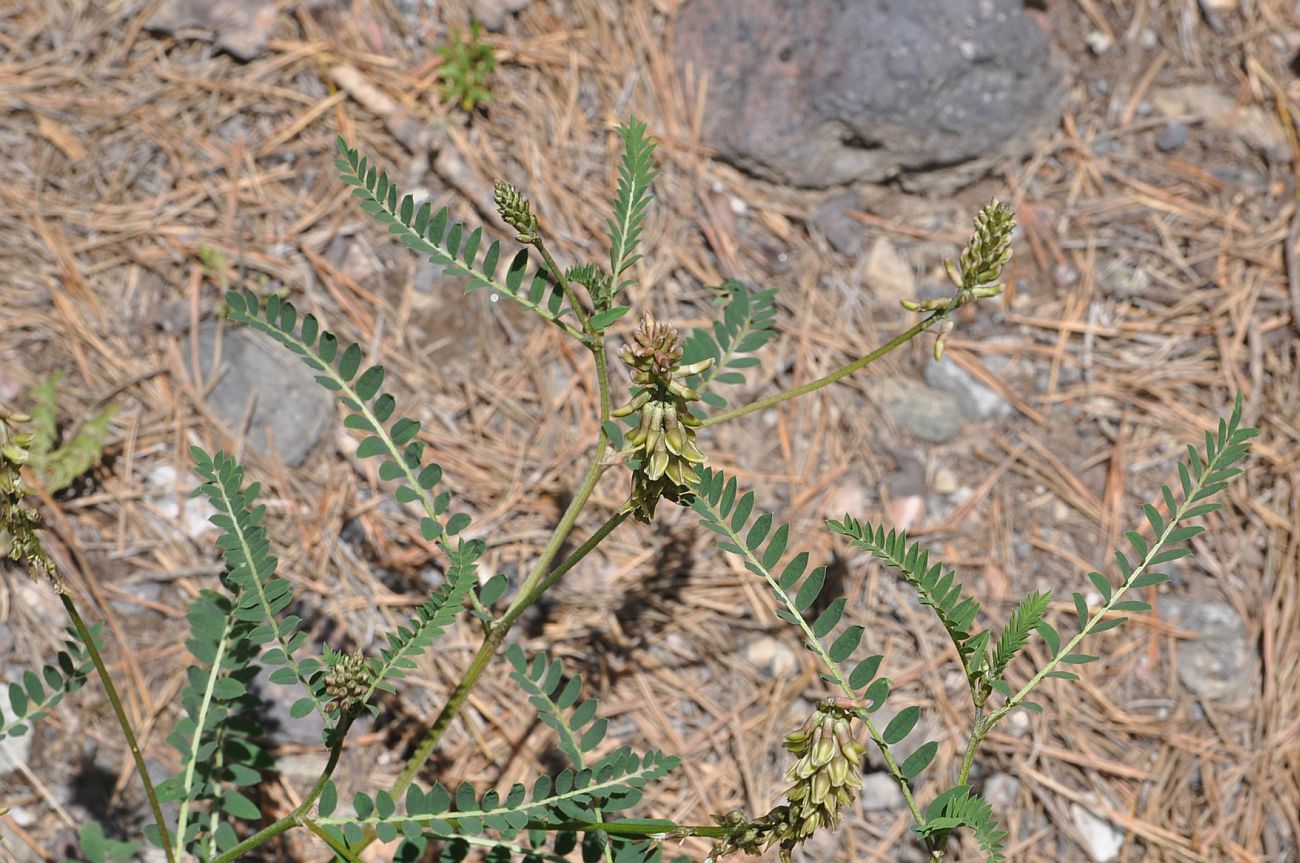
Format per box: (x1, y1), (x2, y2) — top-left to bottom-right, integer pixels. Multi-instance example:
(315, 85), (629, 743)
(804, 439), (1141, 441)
(323, 649), (370, 715)
(0, 412), (61, 591)
(611, 315), (712, 522)
(780, 701), (867, 847)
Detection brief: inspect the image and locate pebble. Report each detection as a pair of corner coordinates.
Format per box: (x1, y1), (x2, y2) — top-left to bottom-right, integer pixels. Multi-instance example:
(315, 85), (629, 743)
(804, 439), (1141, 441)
(983, 772), (1020, 809)
(0, 726), (32, 776)
(859, 772), (906, 811)
(187, 321), (334, 468)
(744, 636), (797, 677)
(924, 356), (1011, 421)
(1160, 598), (1254, 703)
(931, 468), (959, 496)
(864, 238), (917, 306)
(879, 380), (964, 444)
(1155, 122), (1190, 152)
(809, 192), (864, 257)
(1070, 800), (1124, 862)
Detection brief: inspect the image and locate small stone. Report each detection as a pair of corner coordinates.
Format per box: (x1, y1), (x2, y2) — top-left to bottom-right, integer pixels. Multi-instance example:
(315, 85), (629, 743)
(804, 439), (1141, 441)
(1070, 801), (1124, 862)
(145, 465), (217, 540)
(924, 357), (1011, 421)
(259, 684), (327, 745)
(473, 0), (531, 31)
(823, 482), (870, 520)
(1086, 30), (1113, 55)
(983, 772), (1020, 809)
(1155, 122), (1190, 152)
(931, 467), (959, 495)
(864, 238), (916, 306)
(744, 636), (797, 677)
(880, 380), (964, 444)
(1052, 261), (1080, 287)
(1161, 598), (1254, 703)
(859, 772), (906, 811)
(809, 192), (864, 257)
(146, 0), (276, 60)
(1150, 84), (1282, 154)
(187, 321), (334, 468)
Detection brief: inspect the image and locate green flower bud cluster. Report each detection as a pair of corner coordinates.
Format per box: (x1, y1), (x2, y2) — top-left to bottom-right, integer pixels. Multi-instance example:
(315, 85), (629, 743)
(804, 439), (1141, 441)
(323, 649), (370, 715)
(493, 180), (539, 243)
(900, 200), (1016, 361)
(958, 199), (1015, 290)
(779, 701), (866, 849)
(1, 411), (61, 591)
(611, 315), (712, 522)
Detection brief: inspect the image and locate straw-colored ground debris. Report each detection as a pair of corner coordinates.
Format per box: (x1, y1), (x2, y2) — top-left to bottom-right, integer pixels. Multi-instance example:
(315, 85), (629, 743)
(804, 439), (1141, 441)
(1, 1), (1297, 861)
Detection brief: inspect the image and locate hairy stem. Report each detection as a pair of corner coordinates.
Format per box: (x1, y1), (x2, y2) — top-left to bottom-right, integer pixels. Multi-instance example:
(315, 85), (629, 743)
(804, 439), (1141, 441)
(60, 594), (177, 863)
(701, 309), (952, 428)
(208, 715), (353, 863)
(304, 819), (363, 863)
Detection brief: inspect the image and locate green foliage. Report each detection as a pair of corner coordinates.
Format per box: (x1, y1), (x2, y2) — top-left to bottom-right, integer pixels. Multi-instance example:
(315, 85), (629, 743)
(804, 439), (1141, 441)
(0, 624), (98, 741)
(314, 747), (677, 858)
(679, 283), (779, 409)
(438, 21), (496, 111)
(156, 449), (293, 858)
(988, 591), (1050, 680)
(827, 517), (984, 678)
(507, 646), (608, 770)
(224, 290), (473, 546)
(366, 539), (483, 702)
(997, 392), (1259, 715)
(25, 371), (118, 493)
(606, 117), (657, 298)
(189, 446), (328, 723)
(918, 786), (1006, 863)
(332, 140), (583, 340)
(60, 821), (140, 863)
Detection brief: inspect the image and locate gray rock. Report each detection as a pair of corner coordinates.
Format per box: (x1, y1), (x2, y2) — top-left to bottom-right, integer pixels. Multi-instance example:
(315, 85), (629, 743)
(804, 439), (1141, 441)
(808, 192), (864, 257)
(473, 0), (532, 31)
(923, 356), (1011, 421)
(146, 0), (276, 60)
(1161, 598), (1255, 703)
(1070, 800), (1124, 862)
(260, 685), (327, 745)
(1155, 122), (1190, 152)
(879, 380), (964, 443)
(674, 0), (1063, 188)
(859, 772), (906, 811)
(187, 321), (334, 467)
(983, 771), (1020, 809)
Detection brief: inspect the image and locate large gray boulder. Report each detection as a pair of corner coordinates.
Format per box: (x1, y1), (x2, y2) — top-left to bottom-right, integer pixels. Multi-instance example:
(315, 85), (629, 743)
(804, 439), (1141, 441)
(674, 0), (1063, 187)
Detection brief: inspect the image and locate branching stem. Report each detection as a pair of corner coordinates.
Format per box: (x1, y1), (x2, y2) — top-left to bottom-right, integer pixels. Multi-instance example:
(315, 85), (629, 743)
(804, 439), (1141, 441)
(60, 593), (176, 863)
(208, 715), (353, 863)
(700, 310), (950, 428)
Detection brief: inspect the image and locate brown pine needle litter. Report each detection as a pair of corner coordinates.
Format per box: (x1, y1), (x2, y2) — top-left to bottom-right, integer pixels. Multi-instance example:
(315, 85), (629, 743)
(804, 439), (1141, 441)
(1, 0), (1298, 860)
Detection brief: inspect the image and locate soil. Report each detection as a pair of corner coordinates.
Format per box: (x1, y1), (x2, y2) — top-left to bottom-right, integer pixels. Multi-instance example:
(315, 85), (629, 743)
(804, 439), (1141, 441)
(1, 1), (1298, 862)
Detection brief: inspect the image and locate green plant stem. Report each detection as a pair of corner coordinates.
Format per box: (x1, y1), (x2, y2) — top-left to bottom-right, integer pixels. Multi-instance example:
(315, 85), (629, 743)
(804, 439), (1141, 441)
(349, 336), (623, 858)
(59, 593), (177, 863)
(983, 447), (1224, 734)
(534, 238), (590, 333)
(689, 491), (925, 825)
(700, 310), (949, 429)
(208, 715), (353, 863)
(304, 819), (363, 862)
(389, 502), (626, 801)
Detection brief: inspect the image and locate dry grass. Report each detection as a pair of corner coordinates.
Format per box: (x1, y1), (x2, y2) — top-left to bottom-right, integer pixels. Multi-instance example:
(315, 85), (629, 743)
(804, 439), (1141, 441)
(1, 0), (1298, 861)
